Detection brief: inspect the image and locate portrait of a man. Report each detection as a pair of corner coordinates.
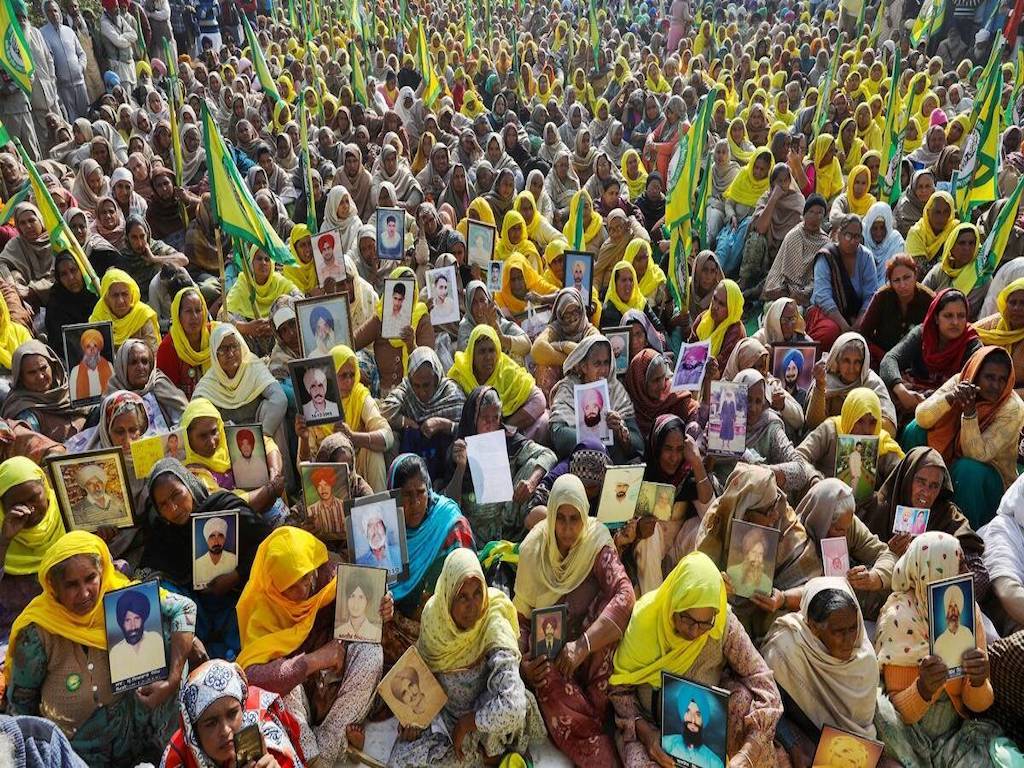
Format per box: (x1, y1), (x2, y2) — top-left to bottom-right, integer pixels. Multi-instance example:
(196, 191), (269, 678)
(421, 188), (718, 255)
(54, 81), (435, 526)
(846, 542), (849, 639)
(308, 306), (336, 356)
(314, 231), (345, 283)
(72, 462), (126, 527)
(932, 581), (976, 671)
(726, 521), (777, 599)
(380, 647), (447, 728)
(673, 342), (710, 391)
(306, 465), (346, 534)
(193, 515), (238, 590)
(108, 587), (164, 684)
(378, 211), (404, 260)
(301, 365), (340, 422)
(574, 381), (609, 445)
(532, 607), (565, 659)
(663, 698), (725, 768)
(228, 426), (269, 490)
(354, 508), (399, 574)
(428, 266), (459, 325)
(69, 327), (113, 402)
(390, 665), (426, 716)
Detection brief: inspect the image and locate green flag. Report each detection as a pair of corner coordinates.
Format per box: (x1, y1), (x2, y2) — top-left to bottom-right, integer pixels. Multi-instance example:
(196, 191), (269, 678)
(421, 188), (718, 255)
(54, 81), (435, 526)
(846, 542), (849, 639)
(350, 41), (368, 106)
(298, 102), (316, 233)
(878, 53), (903, 203)
(242, 14), (283, 104)
(588, 0), (599, 67)
(952, 62), (1003, 218)
(464, 0), (474, 53)
(416, 18), (442, 107)
(812, 38), (841, 141)
(0, 0), (32, 95)
(978, 174), (1024, 281)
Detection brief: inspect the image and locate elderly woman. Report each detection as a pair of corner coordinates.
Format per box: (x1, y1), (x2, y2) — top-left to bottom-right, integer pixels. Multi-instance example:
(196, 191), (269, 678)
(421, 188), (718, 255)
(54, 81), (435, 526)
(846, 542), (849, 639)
(514, 474), (635, 765)
(739, 164), (805, 304)
(762, 194), (830, 306)
(156, 287), (214, 399)
(976, 277), (1024, 394)
(609, 552), (784, 768)
(6, 531), (197, 767)
(236, 527), (386, 766)
(531, 287), (600, 396)
(921, 224), (988, 316)
(102, 337), (188, 429)
(161, 659), (310, 768)
(458, 281), (531, 364)
(624, 348), (698, 437)
(88, 267), (161, 354)
(0, 203), (56, 305)
(905, 191), (959, 268)
(380, 347), (466, 482)
(689, 278), (745, 371)
(805, 331), (897, 435)
(873, 532), (1001, 764)
(443, 386), (556, 544)
(387, 548), (546, 767)
(2, 341), (90, 442)
(549, 335), (643, 463)
(762, 578), (882, 767)
(894, 169), (936, 237)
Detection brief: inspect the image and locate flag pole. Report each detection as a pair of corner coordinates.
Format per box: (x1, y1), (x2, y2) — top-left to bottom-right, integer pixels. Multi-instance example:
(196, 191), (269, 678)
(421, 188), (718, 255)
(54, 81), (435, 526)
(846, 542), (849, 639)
(216, 228), (227, 314)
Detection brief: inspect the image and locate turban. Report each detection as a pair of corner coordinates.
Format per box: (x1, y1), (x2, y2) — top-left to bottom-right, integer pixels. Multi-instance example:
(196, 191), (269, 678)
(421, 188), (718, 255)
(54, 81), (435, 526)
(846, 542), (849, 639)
(76, 464), (106, 486)
(203, 516), (228, 540)
(115, 588), (151, 626)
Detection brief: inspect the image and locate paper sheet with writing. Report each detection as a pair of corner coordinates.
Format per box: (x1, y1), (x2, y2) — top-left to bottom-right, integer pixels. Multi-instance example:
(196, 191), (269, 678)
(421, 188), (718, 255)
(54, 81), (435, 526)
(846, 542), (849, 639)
(466, 431), (514, 504)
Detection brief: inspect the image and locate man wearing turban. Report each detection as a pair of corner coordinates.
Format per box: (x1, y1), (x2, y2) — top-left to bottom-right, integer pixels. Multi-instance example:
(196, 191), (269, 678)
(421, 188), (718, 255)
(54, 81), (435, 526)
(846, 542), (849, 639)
(933, 582), (976, 671)
(192, 515), (237, 590)
(107, 586), (165, 685)
(230, 427), (269, 490)
(73, 461), (126, 527)
(306, 465), (345, 535)
(354, 507), (398, 575)
(69, 328), (114, 402)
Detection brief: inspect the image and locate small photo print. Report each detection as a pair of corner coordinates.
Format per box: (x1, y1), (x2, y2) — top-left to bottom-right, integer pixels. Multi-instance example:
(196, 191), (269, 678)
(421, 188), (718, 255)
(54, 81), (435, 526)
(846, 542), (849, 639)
(637, 481), (675, 521)
(835, 435), (879, 504)
(707, 380), (747, 456)
(466, 220), (496, 268)
(771, 343), (817, 403)
(928, 574), (976, 679)
(290, 356), (342, 427)
(311, 229), (348, 287)
(660, 672), (729, 768)
(130, 429), (185, 480)
(225, 424), (270, 491)
(381, 278), (415, 339)
(63, 321), (115, 406)
(376, 206), (406, 261)
(300, 462), (349, 539)
(597, 464), (647, 524)
(192, 511), (239, 591)
(574, 379), (612, 446)
(378, 646), (448, 729)
(812, 725), (884, 768)
(347, 491), (408, 584)
(232, 724), (264, 765)
(821, 536), (850, 578)
(673, 341), (711, 393)
(604, 327), (630, 375)
(531, 604), (567, 660)
(104, 579), (167, 693)
(426, 264), (460, 325)
(563, 251), (593, 303)
(487, 260), (503, 292)
(49, 449), (135, 532)
(893, 505), (930, 535)
(334, 563), (387, 643)
(296, 295), (353, 357)
(725, 519), (779, 599)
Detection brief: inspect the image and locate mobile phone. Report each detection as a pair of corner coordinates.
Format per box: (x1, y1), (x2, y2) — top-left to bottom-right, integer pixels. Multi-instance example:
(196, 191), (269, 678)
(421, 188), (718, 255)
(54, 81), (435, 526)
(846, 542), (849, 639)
(233, 724), (264, 765)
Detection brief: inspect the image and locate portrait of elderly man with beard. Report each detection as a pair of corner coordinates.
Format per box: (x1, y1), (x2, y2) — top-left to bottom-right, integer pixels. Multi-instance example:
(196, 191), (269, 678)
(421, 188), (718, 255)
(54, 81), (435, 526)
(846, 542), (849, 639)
(354, 506), (400, 576)
(192, 515), (238, 590)
(662, 696), (725, 768)
(107, 586), (165, 686)
(69, 327), (113, 401)
(575, 381), (610, 444)
(932, 581), (976, 672)
(71, 462), (127, 527)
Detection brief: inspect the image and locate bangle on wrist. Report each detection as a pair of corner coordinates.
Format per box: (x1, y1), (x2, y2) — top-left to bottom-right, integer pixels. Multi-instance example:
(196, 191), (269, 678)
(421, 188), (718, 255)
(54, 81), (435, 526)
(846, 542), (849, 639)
(581, 632), (592, 655)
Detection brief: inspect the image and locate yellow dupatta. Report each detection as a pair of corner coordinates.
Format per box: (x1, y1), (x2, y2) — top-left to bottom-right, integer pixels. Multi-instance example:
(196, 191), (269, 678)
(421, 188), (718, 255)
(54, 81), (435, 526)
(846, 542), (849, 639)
(331, 344), (370, 430)
(604, 260), (648, 314)
(375, 265), (428, 375)
(838, 118), (866, 173)
(561, 190), (603, 249)
(695, 278), (743, 356)
(168, 287), (213, 373)
(621, 149), (648, 199)
(846, 165), (877, 216)
(939, 222), (981, 295)
(727, 118), (754, 164)
(226, 250), (300, 320)
(495, 210), (542, 271)
(624, 238), (666, 301)
(813, 134), (844, 200)
(495, 252), (558, 316)
(0, 457), (65, 576)
(236, 527), (338, 667)
(181, 396), (232, 474)
(447, 324), (534, 415)
(724, 149), (772, 207)
(0, 284), (30, 369)
(905, 191), (959, 262)
(89, 268), (161, 348)
(829, 387), (904, 458)
(456, 196), (497, 240)
(978, 278), (1024, 347)
(282, 224), (318, 294)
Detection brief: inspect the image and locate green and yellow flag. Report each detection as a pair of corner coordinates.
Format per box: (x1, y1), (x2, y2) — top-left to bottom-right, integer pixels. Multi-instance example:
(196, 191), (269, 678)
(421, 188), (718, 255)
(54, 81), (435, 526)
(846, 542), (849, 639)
(242, 14), (283, 104)
(910, 0), (946, 47)
(416, 18), (442, 107)
(978, 174), (1024, 281)
(812, 38), (840, 141)
(464, 0), (474, 53)
(298, 102), (316, 234)
(350, 41), (368, 106)
(200, 104), (293, 265)
(588, 0), (599, 67)
(0, 0), (32, 95)
(953, 63), (1003, 217)
(879, 53), (904, 204)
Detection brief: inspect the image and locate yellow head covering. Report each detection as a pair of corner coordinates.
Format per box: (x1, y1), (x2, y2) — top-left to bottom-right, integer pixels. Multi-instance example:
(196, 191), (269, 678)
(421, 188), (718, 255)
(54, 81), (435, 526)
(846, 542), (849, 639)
(417, 548), (521, 671)
(330, 344), (370, 429)
(6, 531), (133, 674)
(845, 164), (877, 216)
(695, 279), (743, 356)
(514, 190), (542, 240)
(623, 238), (665, 300)
(605, 260), (648, 314)
(181, 396), (231, 473)
(447, 324), (535, 415)
(0, 286), (29, 369)
(89, 268), (161, 348)
(495, 253), (558, 316)
(225, 249), (300, 320)
(830, 387), (903, 457)
(621, 149), (648, 199)
(375, 265), (428, 376)
(813, 134), (844, 200)
(562, 190), (602, 249)
(725, 148), (772, 207)
(236, 527), (338, 668)
(610, 551), (728, 687)
(978, 278), (1024, 347)
(168, 287), (212, 373)
(282, 224), (318, 294)
(939, 222), (981, 295)
(727, 118), (753, 164)
(0, 457), (65, 576)
(456, 196), (497, 240)
(905, 191), (959, 262)
(495, 210), (541, 269)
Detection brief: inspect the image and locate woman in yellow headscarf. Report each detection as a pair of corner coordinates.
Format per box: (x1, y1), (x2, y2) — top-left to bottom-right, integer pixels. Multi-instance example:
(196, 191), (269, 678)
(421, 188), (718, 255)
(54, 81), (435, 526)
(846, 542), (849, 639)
(837, 118), (866, 174)
(835, 164), (877, 220)
(562, 190), (606, 255)
(609, 551), (782, 766)
(281, 223), (318, 294)
(645, 61), (670, 94)
(946, 113), (971, 148)
(391, 548), (545, 766)
(225, 247), (300, 353)
(236, 526), (387, 766)
(854, 102), (882, 153)
(514, 190), (562, 251)
(603, 260), (648, 325)
(89, 268), (161, 353)
(495, 210), (542, 270)
(494, 252), (559, 318)
(689, 278), (745, 367)
(727, 117), (755, 164)
(621, 149), (649, 200)
(923, 223), (986, 311)
(6, 530), (196, 766)
(724, 148), (773, 223)
(976, 278), (1024, 392)
(158, 286), (214, 400)
(455, 196), (497, 241)
(905, 191), (959, 264)
(809, 133), (844, 202)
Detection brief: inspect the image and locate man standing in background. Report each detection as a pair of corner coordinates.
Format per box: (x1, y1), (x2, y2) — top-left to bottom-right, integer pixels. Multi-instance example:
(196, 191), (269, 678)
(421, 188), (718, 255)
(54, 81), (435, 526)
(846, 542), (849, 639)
(41, 0), (89, 122)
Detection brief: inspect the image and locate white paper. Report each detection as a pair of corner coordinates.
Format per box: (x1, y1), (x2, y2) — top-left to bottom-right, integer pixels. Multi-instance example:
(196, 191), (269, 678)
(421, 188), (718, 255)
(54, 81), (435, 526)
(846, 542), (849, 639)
(466, 431), (514, 504)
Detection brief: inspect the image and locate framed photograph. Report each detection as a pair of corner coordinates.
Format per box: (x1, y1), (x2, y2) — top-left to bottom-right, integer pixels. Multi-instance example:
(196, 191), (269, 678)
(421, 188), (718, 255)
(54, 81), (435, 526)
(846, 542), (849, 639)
(812, 726), (883, 768)
(707, 381), (747, 456)
(129, 429), (185, 480)
(894, 505), (930, 535)
(574, 379), (612, 446)
(466, 220), (496, 268)
(928, 573), (976, 679)
(426, 264), (460, 325)
(378, 646), (448, 729)
(597, 464), (647, 524)
(192, 511), (239, 591)
(290, 356), (342, 426)
(672, 341), (711, 393)
(233, 725), (264, 765)
(563, 250), (594, 302)
(63, 321), (115, 406)
(225, 424), (270, 490)
(48, 448), (135, 532)
(835, 435), (879, 504)
(295, 294), (353, 357)
(103, 579), (167, 693)
(346, 491), (409, 584)
(487, 260), (504, 292)
(311, 229), (348, 287)
(334, 563), (387, 643)
(725, 519), (779, 599)
(637, 481), (675, 521)
(660, 672), (729, 768)
(771, 343), (817, 404)
(821, 536), (850, 577)
(300, 461), (349, 540)
(531, 604), (568, 659)
(604, 326), (631, 375)
(376, 206), (405, 261)
(381, 278), (415, 339)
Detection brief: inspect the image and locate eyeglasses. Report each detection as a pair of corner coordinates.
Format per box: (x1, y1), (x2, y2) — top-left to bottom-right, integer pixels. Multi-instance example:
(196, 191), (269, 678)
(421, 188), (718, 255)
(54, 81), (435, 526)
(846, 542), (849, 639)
(842, 230), (863, 241)
(676, 612), (717, 632)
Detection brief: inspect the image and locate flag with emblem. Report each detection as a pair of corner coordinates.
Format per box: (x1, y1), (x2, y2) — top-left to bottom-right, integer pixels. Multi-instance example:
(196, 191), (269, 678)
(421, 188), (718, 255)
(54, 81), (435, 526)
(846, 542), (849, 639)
(0, 0), (32, 95)
(879, 53), (903, 204)
(910, 0), (946, 47)
(977, 174), (1024, 281)
(952, 63), (1002, 218)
